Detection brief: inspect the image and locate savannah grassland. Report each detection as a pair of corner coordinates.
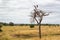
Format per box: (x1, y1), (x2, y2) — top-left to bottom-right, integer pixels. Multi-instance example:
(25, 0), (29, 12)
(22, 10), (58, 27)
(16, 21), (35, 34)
(0, 25), (60, 40)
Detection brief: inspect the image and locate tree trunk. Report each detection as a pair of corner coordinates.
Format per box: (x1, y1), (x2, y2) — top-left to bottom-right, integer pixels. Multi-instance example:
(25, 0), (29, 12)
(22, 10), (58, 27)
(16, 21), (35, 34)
(39, 18), (42, 38)
(39, 23), (41, 38)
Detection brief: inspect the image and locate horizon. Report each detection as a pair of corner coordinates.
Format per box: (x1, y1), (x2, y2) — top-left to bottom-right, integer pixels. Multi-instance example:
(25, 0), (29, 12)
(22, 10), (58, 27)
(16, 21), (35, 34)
(0, 21), (60, 24)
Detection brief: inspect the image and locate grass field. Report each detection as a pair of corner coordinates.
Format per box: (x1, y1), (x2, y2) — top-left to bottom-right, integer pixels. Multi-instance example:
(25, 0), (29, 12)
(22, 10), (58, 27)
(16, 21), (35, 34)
(0, 25), (60, 40)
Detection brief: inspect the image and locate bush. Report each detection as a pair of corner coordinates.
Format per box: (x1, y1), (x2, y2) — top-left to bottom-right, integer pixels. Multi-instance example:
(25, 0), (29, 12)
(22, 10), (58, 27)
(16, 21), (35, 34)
(3, 23), (8, 26)
(0, 24), (3, 32)
(9, 22), (14, 26)
(30, 24), (34, 28)
(0, 24), (2, 28)
(20, 24), (24, 26)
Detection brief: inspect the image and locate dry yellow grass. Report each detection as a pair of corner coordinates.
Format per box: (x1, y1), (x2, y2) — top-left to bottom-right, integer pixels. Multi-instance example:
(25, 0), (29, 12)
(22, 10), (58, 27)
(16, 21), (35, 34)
(0, 25), (60, 40)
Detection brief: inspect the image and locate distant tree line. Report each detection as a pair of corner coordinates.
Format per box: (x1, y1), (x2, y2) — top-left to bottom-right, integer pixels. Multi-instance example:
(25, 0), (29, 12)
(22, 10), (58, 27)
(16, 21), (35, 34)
(0, 22), (60, 26)
(0, 22), (14, 26)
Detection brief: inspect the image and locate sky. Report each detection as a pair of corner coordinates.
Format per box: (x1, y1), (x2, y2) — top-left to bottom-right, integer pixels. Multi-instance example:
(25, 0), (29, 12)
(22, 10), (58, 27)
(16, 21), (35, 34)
(0, 0), (60, 24)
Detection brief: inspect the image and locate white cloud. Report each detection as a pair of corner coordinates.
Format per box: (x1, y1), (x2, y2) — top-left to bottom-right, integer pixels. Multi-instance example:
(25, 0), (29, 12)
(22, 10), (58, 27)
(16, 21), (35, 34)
(0, 0), (60, 24)
(29, 0), (56, 5)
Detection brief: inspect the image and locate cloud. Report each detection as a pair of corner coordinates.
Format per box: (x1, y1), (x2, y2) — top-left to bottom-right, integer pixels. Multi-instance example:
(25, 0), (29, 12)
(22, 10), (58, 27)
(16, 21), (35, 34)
(0, 0), (60, 24)
(56, 0), (60, 1)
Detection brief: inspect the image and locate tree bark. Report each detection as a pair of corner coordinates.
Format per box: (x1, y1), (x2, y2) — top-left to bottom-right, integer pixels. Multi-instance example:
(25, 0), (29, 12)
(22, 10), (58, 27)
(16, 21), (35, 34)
(38, 18), (42, 38)
(39, 23), (41, 38)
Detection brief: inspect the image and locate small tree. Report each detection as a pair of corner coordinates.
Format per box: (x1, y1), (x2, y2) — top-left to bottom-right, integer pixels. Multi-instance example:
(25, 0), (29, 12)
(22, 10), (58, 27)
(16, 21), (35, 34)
(30, 5), (50, 38)
(9, 22), (14, 26)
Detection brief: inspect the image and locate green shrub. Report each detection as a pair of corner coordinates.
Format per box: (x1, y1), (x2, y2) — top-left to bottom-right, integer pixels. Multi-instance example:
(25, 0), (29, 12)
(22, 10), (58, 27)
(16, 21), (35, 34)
(20, 24), (24, 26)
(3, 23), (8, 26)
(30, 24), (34, 28)
(0, 24), (2, 28)
(0, 24), (3, 32)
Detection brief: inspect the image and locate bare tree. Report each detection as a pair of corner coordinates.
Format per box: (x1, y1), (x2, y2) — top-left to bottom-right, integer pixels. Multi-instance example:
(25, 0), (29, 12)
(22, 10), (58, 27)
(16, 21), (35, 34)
(30, 5), (49, 38)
